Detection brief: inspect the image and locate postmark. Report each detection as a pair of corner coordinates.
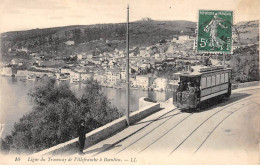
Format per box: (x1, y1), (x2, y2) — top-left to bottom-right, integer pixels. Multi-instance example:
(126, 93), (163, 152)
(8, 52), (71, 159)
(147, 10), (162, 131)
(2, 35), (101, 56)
(197, 10), (233, 54)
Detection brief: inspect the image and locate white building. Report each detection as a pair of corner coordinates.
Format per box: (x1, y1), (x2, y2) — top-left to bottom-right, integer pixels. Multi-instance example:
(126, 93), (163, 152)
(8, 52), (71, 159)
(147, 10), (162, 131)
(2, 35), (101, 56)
(178, 35), (190, 40)
(80, 60), (88, 64)
(129, 53), (135, 57)
(17, 47), (29, 53)
(139, 50), (147, 57)
(86, 54), (93, 59)
(70, 71), (81, 82)
(11, 59), (18, 65)
(65, 41), (75, 46)
(153, 78), (168, 91)
(106, 69), (121, 85)
(92, 60), (101, 65)
(120, 71), (126, 80)
(77, 54), (83, 60)
(140, 63), (150, 69)
(132, 75), (152, 89)
(60, 68), (72, 74)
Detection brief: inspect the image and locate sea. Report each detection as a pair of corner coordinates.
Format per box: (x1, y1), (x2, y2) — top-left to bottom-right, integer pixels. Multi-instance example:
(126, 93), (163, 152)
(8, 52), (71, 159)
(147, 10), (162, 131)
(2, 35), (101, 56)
(0, 76), (172, 138)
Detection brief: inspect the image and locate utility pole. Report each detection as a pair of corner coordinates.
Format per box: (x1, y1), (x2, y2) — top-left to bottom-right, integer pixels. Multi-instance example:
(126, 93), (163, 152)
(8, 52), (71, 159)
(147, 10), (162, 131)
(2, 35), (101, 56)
(125, 4), (130, 125)
(223, 54), (226, 67)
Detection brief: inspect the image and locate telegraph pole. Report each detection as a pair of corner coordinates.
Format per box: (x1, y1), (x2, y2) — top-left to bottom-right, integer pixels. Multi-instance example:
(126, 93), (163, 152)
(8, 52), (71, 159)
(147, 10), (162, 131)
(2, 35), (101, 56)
(223, 54), (226, 66)
(125, 4), (130, 125)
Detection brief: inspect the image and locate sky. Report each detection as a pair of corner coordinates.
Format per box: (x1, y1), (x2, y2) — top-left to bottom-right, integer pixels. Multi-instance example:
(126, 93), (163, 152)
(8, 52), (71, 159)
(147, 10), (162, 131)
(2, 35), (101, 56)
(0, 0), (259, 33)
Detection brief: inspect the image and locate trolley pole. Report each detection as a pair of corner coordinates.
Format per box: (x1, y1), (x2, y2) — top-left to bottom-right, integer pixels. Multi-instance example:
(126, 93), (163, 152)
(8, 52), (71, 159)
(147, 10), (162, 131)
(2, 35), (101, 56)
(125, 4), (130, 125)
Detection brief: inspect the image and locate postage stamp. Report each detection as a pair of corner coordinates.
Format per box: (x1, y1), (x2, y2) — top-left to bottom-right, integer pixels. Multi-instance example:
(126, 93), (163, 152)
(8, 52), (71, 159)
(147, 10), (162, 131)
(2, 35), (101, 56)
(197, 10), (233, 54)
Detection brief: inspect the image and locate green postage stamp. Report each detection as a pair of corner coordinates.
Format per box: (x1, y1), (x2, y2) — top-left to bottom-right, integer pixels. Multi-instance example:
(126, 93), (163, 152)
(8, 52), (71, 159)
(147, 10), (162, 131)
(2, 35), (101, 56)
(197, 10), (233, 54)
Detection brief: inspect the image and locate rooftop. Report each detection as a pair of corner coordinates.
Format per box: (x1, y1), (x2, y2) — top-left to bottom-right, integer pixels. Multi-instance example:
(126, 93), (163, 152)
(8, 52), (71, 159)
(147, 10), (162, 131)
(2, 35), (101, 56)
(178, 65), (230, 77)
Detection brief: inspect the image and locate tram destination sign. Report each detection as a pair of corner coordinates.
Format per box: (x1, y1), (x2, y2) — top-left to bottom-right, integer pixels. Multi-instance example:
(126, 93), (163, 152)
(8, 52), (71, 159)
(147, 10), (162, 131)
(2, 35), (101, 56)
(197, 10), (233, 54)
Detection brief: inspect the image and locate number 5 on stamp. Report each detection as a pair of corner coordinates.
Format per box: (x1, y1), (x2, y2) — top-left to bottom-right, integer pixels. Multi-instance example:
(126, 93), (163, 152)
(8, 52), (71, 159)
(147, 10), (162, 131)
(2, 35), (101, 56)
(197, 10), (233, 54)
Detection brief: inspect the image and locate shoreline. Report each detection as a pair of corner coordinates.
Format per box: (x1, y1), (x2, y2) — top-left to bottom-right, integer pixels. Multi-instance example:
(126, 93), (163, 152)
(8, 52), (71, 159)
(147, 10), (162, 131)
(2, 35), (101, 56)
(1, 75), (174, 92)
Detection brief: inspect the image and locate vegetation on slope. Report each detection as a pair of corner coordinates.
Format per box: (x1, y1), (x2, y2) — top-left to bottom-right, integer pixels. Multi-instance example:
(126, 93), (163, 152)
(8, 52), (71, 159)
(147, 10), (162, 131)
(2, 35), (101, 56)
(0, 79), (122, 154)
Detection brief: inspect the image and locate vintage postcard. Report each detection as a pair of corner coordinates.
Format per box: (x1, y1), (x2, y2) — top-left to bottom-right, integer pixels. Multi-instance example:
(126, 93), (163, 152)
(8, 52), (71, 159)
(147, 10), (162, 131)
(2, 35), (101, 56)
(0, 0), (259, 165)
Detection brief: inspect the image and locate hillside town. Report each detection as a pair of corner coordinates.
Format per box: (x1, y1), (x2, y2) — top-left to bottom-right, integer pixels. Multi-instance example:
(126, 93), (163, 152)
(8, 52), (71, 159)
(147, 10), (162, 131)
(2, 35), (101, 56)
(1, 34), (208, 91)
(0, 19), (259, 91)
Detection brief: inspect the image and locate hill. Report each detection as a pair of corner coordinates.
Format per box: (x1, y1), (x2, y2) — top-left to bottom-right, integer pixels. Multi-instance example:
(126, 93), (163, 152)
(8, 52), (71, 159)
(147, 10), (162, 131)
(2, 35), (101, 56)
(0, 20), (196, 59)
(233, 20), (259, 45)
(0, 19), (258, 61)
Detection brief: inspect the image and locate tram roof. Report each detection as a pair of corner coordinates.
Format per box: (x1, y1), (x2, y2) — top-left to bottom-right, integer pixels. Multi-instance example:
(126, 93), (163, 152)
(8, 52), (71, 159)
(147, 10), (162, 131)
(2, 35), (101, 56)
(178, 65), (231, 77)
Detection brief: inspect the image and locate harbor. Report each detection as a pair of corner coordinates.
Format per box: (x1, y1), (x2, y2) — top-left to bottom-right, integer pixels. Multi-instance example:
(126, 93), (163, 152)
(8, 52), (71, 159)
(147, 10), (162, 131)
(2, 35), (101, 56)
(0, 75), (173, 138)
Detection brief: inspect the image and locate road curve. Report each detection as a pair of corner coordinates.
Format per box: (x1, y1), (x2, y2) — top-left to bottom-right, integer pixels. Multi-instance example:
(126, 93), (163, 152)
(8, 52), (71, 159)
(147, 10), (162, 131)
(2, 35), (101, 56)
(73, 87), (260, 164)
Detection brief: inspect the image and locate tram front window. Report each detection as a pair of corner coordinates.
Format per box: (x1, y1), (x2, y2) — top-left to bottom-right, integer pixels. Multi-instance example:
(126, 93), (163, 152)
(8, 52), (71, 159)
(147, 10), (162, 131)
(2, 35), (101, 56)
(178, 77), (200, 93)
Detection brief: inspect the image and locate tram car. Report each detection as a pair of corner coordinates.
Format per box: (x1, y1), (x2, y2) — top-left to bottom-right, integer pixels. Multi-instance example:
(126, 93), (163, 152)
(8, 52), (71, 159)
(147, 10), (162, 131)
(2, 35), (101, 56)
(173, 65), (232, 110)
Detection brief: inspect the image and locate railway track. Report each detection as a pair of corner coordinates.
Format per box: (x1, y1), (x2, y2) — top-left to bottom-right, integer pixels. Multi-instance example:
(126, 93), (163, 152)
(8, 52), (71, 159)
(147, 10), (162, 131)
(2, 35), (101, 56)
(83, 87), (260, 157)
(129, 94), (260, 155)
(137, 113), (193, 154)
(193, 102), (259, 154)
(115, 109), (182, 155)
(168, 95), (260, 155)
(97, 91), (260, 156)
(91, 108), (179, 157)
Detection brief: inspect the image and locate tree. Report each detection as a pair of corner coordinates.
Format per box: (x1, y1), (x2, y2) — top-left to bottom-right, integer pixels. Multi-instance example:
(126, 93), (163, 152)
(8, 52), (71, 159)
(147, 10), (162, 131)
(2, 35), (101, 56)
(74, 29), (81, 44)
(230, 45), (259, 83)
(1, 78), (122, 154)
(80, 79), (122, 126)
(28, 78), (77, 107)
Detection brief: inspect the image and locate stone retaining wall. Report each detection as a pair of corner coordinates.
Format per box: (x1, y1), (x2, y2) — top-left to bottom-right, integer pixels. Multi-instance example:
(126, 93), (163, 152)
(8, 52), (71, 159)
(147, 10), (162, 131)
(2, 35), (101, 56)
(33, 102), (160, 156)
(232, 81), (259, 90)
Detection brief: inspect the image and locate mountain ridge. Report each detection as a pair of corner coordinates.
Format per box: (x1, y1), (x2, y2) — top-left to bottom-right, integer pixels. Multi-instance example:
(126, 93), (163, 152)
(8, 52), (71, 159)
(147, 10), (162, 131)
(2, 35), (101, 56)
(0, 20), (258, 61)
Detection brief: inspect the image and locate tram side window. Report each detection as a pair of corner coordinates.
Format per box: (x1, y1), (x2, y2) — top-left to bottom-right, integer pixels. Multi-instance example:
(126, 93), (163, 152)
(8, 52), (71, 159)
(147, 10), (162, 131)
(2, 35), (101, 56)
(221, 73), (225, 83)
(216, 74), (220, 85)
(201, 77), (206, 89)
(225, 73), (229, 83)
(207, 76), (211, 87)
(212, 75), (216, 86)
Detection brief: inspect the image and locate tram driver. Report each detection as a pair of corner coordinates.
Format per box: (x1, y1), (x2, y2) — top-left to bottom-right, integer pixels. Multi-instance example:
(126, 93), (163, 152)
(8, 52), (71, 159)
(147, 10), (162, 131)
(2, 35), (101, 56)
(177, 81), (185, 92)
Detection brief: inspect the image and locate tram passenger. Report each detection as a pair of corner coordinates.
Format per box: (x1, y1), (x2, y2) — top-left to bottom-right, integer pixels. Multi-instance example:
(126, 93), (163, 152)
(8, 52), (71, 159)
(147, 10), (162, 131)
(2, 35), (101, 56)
(187, 82), (196, 93)
(177, 82), (185, 92)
